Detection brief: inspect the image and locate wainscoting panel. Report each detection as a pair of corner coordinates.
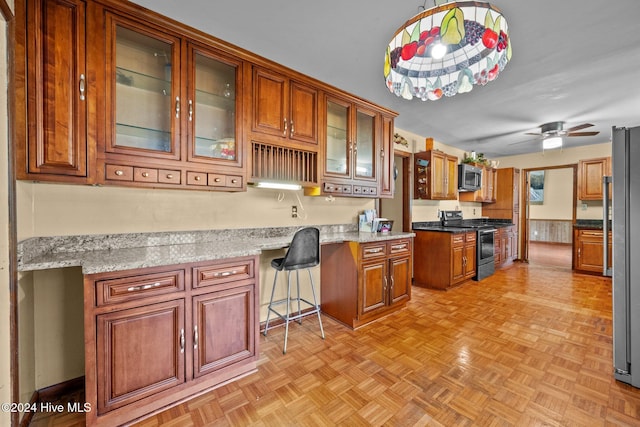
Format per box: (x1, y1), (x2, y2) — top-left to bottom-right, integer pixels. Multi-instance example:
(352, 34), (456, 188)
(529, 219), (572, 243)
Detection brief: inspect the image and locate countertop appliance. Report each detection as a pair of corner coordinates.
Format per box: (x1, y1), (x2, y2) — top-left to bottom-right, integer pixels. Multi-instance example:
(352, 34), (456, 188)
(458, 163), (482, 192)
(610, 125), (640, 388)
(440, 211), (496, 281)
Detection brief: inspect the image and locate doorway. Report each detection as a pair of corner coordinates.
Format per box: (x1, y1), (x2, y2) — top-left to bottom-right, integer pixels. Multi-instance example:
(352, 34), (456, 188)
(379, 151), (411, 232)
(522, 165), (577, 269)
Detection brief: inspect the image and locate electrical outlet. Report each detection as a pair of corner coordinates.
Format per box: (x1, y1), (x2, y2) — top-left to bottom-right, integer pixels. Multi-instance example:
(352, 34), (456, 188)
(291, 206), (298, 218)
(581, 203), (588, 211)
(473, 208), (476, 215)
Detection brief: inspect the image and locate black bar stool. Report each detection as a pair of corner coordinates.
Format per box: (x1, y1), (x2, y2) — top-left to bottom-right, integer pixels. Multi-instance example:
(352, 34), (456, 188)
(263, 227), (325, 353)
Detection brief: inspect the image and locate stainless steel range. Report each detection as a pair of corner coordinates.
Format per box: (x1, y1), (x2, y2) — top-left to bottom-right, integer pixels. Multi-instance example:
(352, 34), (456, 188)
(440, 211), (496, 281)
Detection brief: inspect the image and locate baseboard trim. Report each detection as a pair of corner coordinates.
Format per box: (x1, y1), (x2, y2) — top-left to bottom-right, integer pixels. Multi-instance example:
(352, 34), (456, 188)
(20, 376), (85, 427)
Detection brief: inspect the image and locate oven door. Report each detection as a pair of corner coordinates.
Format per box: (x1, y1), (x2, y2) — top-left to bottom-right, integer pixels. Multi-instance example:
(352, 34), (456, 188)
(478, 229), (496, 264)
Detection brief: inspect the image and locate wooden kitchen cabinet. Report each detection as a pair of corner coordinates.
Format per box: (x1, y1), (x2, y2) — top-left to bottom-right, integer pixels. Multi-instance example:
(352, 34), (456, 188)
(574, 228), (612, 273)
(379, 115), (395, 198)
(458, 164), (497, 203)
(250, 65), (318, 146)
(494, 225), (517, 268)
(320, 238), (412, 329)
(483, 167), (520, 262)
(321, 93), (381, 197)
(578, 157), (611, 200)
(84, 256), (259, 426)
(414, 231), (476, 290)
(96, 9), (246, 191)
(414, 150), (458, 200)
(17, 0), (89, 181)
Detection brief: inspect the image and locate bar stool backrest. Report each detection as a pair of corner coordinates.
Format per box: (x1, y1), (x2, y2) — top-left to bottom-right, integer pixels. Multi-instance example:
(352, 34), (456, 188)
(280, 227), (320, 271)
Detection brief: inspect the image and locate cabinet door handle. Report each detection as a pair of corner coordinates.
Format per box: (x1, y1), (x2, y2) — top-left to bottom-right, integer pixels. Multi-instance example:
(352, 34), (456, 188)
(214, 270), (238, 277)
(175, 96), (180, 118)
(193, 325), (198, 350)
(188, 99), (193, 122)
(364, 247), (384, 254)
(283, 118), (288, 136)
(391, 244), (407, 251)
(383, 276), (388, 291)
(79, 74), (86, 101)
(126, 281), (161, 292)
(179, 328), (185, 354)
(381, 149), (385, 158)
(290, 119), (294, 137)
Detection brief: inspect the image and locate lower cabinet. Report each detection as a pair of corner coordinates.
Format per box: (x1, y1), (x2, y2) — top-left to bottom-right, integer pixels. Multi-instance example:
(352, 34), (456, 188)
(84, 256), (259, 426)
(495, 226), (517, 268)
(574, 228), (612, 273)
(320, 238), (412, 329)
(413, 231), (476, 290)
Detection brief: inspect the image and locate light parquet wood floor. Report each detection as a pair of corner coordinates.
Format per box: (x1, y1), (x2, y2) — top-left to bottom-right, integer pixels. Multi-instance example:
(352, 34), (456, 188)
(30, 262), (640, 426)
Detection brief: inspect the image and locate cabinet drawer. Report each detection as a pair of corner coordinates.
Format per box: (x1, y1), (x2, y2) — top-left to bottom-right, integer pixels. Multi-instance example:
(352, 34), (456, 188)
(193, 259), (255, 289)
(96, 270), (185, 306)
(208, 173), (226, 187)
(187, 171), (208, 186)
(388, 239), (411, 255)
(134, 167), (158, 183)
(361, 243), (387, 259)
(324, 182), (352, 194)
(225, 175), (243, 188)
(465, 232), (476, 243)
(105, 164), (133, 181)
(578, 229), (604, 238)
(158, 169), (181, 184)
(452, 234), (465, 246)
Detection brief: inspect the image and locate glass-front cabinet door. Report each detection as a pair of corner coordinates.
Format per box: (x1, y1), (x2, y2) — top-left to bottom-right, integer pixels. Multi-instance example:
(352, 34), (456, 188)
(187, 45), (241, 166)
(355, 108), (376, 181)
(106, 16), (181, 159)
(325, 97), (351, 178)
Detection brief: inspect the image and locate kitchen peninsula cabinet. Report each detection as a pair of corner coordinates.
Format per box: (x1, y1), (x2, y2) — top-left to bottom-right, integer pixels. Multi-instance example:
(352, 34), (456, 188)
(84, 256), (258, 426)
(413, 230), (476, 290)
(494, 225), (517, 267)
(578, 157), (611, 200)
(413, 150), (458, 200)
(16, 0), (89, 181)
(574, 228), (612, 273)
(320, 237), (412, 329)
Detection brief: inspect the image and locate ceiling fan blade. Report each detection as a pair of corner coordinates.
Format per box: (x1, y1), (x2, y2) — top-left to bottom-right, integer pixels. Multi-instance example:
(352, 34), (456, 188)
(566, 123), (594, 132)
(525, 132), (541, 136)
(509, 137), (539, 146)
(567, 131), (600, 137)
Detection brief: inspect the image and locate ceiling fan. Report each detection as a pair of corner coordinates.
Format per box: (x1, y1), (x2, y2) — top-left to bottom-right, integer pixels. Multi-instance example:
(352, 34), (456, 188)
(525, 121), (600, 138)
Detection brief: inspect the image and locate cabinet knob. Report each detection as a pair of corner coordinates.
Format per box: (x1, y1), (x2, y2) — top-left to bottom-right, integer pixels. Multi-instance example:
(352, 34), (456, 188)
(231, 179), (238, 184)
(141, 172), (149, 178)
(194, 175), (201, 181)
(114, 170), (124, 176)
(214, 177), (221, 183)
(166, 174), (174, 179)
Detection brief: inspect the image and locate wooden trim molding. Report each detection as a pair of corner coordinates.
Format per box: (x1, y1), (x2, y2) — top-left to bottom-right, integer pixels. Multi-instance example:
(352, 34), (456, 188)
(2, 1), (18, 426)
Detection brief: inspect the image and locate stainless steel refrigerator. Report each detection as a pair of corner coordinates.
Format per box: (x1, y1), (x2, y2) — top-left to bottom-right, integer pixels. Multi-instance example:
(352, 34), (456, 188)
(608, 126), (640, 387)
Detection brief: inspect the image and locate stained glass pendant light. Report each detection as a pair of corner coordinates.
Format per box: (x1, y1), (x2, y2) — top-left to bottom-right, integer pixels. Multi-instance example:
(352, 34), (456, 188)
(384, 1), (511, 101)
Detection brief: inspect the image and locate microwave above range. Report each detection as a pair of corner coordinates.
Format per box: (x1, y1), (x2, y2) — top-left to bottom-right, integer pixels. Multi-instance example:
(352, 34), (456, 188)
(458, 163), (482, 192)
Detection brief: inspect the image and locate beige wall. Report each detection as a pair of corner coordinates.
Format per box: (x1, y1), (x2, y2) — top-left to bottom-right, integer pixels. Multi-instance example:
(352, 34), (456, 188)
(1, 5), (12, 424)
(529, 168), (574, 220)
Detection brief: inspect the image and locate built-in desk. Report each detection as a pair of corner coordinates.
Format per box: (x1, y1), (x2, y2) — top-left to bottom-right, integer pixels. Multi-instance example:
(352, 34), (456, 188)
(17, 225), (414, 426)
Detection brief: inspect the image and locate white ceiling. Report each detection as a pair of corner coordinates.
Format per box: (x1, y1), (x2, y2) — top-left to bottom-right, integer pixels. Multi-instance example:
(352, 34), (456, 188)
(132, 0), (640, 158)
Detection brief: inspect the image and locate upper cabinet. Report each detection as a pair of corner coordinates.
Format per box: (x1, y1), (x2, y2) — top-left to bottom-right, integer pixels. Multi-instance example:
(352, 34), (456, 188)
(17, 0), (88, 181)
(16, 0), (396, 196)
(414, 150), (458, 200)
(321, 93), (386, 197)
(578, 157), (611, 200)
(458, 164), (497, 203)
(97, 10), (245, 191)
(250, 66), (318, 146)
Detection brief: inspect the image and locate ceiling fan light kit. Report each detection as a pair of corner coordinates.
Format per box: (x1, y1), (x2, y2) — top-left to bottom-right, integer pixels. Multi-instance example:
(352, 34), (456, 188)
(384, 1), (511, 101)
(543, 136), (563, 150)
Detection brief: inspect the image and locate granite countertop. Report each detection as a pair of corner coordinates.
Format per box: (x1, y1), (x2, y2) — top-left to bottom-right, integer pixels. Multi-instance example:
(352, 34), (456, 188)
(574, 220), (611, 230)
(412, 219), (515, 233)
(17, 225), (415, 274)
